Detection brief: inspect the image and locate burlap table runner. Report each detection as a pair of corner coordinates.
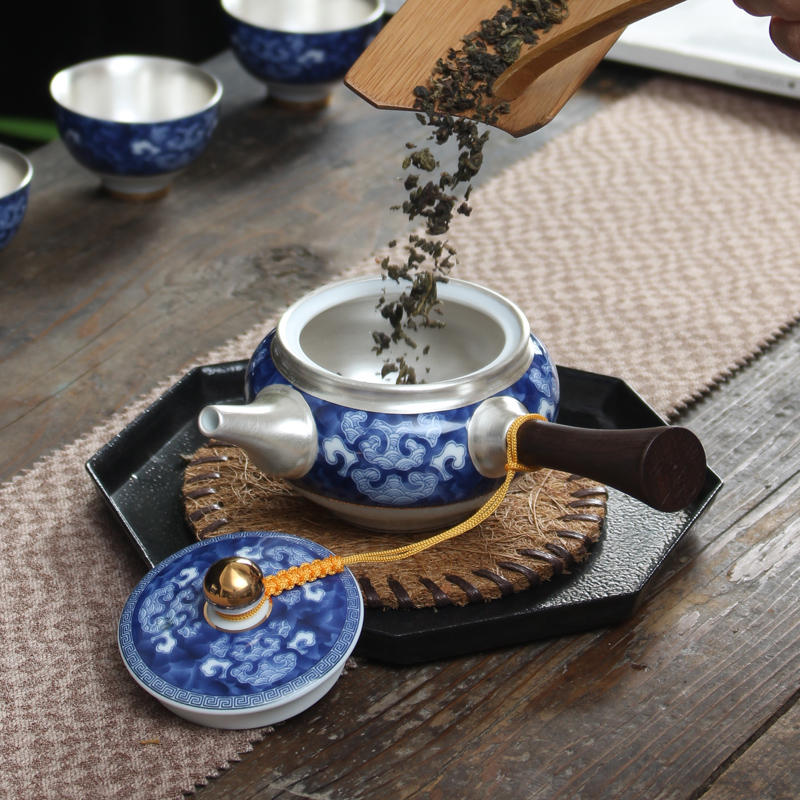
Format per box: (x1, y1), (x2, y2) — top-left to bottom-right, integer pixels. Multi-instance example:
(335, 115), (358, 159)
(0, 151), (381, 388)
(3, 77), (800, 799)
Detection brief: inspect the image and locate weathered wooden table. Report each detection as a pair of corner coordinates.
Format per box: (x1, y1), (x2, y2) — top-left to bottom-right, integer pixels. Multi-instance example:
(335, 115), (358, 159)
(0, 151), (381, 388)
(2, 51), (799, 799)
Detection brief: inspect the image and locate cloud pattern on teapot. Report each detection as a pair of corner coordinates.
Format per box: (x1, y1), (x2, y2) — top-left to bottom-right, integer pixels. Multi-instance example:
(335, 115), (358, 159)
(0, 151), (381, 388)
(119, 533), (362, 711)
(528, 360), (557, 420)
(329, 411), (448, 504)
(246, 331), (560, 510)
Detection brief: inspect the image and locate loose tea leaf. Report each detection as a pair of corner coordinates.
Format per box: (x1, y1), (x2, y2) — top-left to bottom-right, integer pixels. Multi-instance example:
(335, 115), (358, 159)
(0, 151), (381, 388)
(376, 0), (570, 383)
(409, 148), (437, 171)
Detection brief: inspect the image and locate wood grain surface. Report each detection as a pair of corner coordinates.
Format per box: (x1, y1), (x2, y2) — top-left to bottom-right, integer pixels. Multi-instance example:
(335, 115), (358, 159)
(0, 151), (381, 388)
(345, 0), (623, 136)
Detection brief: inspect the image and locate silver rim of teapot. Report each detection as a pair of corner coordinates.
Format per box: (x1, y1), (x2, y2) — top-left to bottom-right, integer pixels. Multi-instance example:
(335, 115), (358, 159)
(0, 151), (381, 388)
(270, 275), (535, 413)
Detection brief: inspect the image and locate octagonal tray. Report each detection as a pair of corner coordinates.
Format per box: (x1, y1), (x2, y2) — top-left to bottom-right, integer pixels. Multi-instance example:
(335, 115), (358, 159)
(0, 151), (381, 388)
(87, 360), (721, 665)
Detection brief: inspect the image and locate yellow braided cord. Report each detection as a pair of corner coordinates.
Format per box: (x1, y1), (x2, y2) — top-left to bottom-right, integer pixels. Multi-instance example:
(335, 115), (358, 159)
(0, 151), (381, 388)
(254, 414), (546, 597)
(216, 556), (346, 616)
(262, 556), (346, 596)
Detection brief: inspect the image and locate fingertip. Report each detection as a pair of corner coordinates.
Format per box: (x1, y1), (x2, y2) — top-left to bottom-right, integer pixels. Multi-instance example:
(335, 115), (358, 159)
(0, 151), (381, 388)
(770, 16), (800, 62)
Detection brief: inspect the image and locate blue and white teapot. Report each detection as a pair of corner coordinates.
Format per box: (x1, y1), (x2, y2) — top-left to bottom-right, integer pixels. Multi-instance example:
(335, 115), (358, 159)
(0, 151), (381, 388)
(199, 276), (706, 531)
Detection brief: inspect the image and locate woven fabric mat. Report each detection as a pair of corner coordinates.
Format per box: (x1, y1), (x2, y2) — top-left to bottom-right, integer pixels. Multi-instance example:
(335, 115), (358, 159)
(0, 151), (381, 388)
(183, 444), (607, 608)
(3, 77), (800, 800)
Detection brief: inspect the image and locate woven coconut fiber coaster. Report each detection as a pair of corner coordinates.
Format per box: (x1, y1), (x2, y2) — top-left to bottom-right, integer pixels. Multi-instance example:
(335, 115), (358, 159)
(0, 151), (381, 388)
(182, 442), (606, 609)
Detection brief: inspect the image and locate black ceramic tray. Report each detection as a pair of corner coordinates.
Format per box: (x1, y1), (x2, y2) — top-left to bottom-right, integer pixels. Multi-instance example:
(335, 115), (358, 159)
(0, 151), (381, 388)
(87, 361), (721, 665)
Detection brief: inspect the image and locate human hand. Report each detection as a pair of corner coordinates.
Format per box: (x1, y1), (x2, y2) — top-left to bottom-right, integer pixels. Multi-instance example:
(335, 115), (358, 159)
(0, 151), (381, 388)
(734, 0), (800, 61)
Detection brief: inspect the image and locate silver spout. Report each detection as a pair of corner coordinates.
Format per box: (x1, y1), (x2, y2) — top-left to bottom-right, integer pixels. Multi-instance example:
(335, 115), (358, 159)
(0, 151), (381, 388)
(198, 384), (318, 480)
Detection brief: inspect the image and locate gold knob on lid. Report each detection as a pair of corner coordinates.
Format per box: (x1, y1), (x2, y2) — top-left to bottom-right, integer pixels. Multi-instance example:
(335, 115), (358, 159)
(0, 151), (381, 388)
(203, 557), (264, 610)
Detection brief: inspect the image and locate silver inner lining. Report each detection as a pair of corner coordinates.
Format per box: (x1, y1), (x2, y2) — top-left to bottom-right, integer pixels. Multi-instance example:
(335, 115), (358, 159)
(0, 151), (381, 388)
(50, 57), (220, 123)
(222, 0), (381, 32)
(299, 296), (506, 384)
(272, 277), (533, 413)
(0, 148), (30, 196)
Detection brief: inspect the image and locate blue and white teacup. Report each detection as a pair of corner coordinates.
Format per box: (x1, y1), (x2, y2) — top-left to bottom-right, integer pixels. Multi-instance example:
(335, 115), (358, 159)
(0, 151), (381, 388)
(0, 145), (33, 252)
(222, 0), (384, 107)
(50, 56), (222, 200)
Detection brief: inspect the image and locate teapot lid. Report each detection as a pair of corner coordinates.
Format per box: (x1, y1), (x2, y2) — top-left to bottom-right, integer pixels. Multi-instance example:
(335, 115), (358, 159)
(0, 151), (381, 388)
(118, 531), (364, 729)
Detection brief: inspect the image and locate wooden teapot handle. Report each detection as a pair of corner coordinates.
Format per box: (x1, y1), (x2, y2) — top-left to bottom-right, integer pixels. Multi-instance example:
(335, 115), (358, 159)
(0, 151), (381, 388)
(515, 418), (706, 512)
(493, 0), (686, 100)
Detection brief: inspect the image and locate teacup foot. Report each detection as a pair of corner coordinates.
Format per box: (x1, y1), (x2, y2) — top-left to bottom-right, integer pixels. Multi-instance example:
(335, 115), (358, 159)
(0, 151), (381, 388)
(270, 95), (332, 112)
(104, 185), (172, 202)
(267, 81), (337, 110)
(99, 172), (178, 202)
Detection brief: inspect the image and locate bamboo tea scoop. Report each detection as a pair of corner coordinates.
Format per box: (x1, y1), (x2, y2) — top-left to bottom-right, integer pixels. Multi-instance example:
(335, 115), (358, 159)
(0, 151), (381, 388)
(346, 0), (684, 137)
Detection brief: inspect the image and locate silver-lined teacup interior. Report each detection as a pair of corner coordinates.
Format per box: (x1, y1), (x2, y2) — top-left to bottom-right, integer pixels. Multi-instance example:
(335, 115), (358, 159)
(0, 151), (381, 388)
(222, 0), (383, 33)
(50, 56), (222, 123)
(0, 146), (32, 198)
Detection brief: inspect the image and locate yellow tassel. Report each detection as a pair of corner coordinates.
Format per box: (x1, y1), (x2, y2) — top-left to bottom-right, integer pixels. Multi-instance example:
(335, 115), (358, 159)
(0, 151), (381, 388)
(253, 414), (545, 598)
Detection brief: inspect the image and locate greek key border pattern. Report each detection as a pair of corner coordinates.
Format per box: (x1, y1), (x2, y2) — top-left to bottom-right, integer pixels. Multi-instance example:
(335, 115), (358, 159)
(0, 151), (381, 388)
(119, 531), (363, 710)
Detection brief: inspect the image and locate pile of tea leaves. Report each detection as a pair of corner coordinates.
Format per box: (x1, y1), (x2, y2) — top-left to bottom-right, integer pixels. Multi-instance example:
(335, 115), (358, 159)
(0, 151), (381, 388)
(374, 0), (569, 383)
